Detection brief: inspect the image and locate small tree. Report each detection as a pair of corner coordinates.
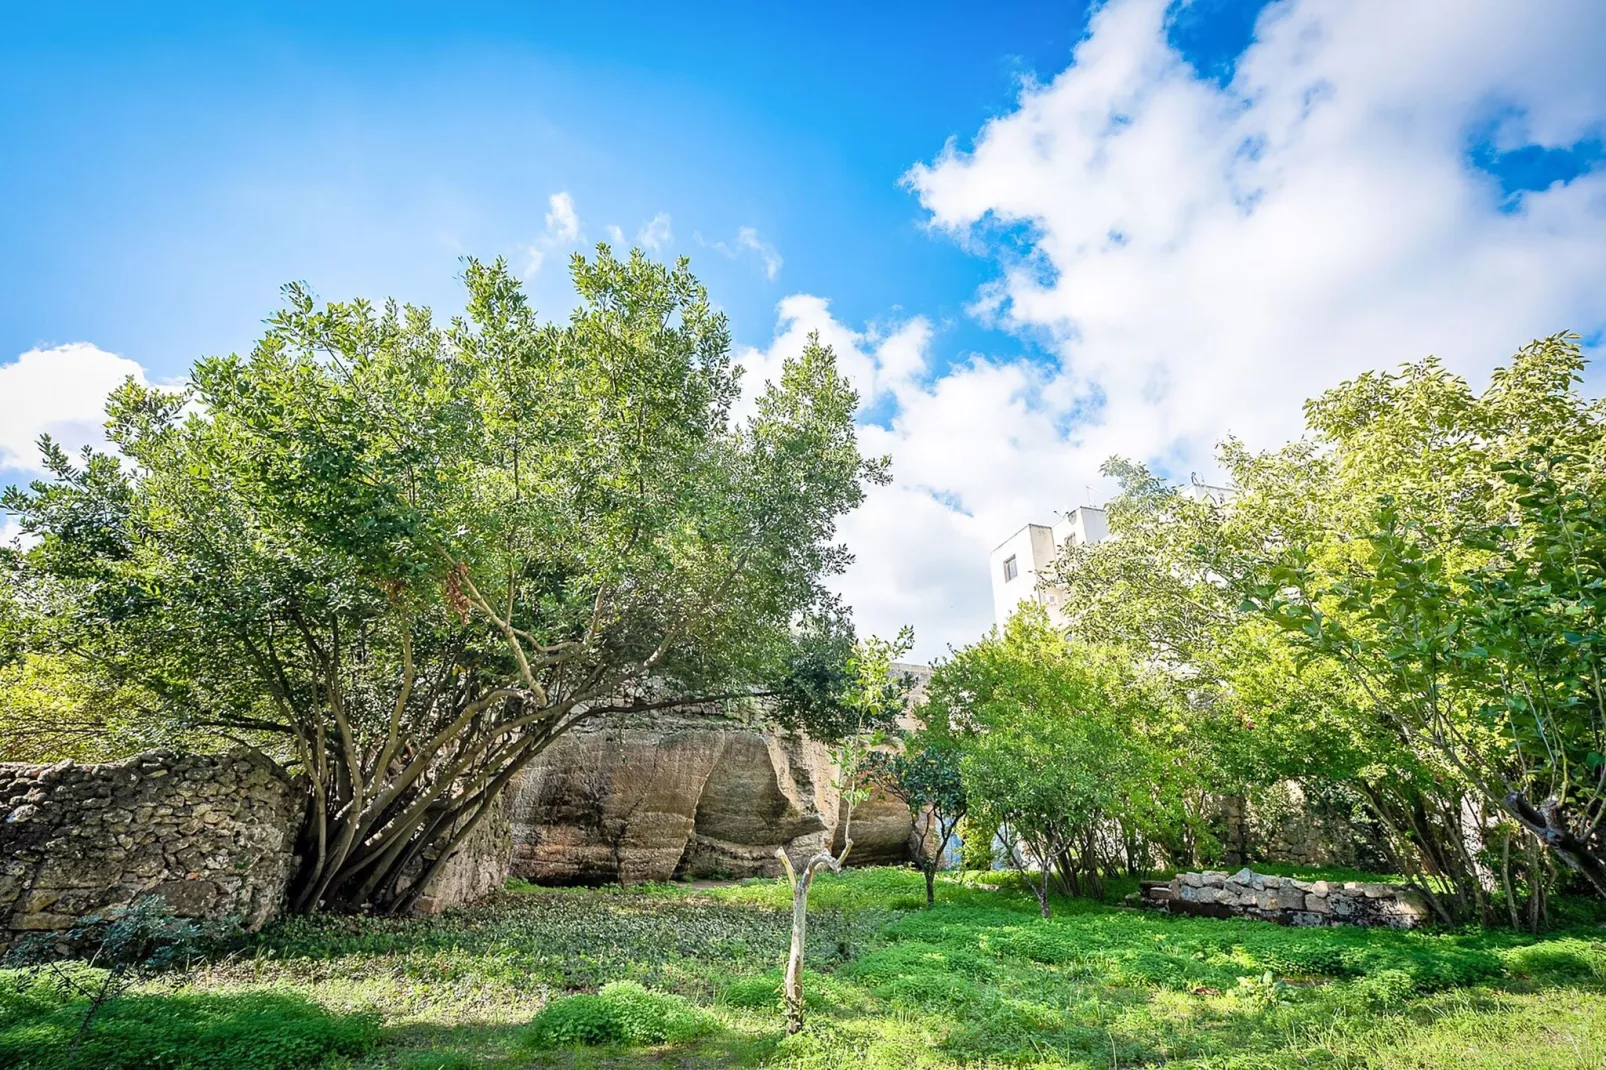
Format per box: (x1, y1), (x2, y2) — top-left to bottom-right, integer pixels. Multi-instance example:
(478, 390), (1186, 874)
(931, 609), (1175, 917)
(878, 734), (966, 905)
(775, 629), (909, 1034)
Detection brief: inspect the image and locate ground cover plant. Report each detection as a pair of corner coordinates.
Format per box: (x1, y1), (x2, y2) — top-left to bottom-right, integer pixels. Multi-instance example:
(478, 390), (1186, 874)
(5, 865), (1605, 1069)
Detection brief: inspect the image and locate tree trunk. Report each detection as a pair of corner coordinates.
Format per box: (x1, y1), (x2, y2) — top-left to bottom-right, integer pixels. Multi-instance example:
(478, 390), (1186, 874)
(777, 839), (851, 1035)
(783, 868), (811, 1034)
(924, 865), (936, 906)
(1507, 791), (1606, 900)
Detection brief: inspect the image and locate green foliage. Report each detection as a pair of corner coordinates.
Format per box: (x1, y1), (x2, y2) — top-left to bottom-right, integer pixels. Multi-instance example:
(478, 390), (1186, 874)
(1237, 333), (1606, 900)
(30, 866), (1606, 1070)
(718, 969), (860, 1011)
(958, 816), (998, 871)
(521, 980), (716, 1049)
(876, 726), (967, 903)
(0, 981), (379, 1070)
(4, 896), (240, 1058)
(930, 608), (1190, 912)
(1, 250), (884, 913)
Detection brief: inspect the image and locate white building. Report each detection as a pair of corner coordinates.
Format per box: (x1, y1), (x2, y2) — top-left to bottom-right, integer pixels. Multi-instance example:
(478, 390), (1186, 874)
(988, 505), (1109, 632)
(989, 483), (1234, 631)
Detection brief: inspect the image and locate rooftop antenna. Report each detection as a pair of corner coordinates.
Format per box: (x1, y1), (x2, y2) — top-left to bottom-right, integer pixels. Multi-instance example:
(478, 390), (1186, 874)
(1084, 484), (1093, 508)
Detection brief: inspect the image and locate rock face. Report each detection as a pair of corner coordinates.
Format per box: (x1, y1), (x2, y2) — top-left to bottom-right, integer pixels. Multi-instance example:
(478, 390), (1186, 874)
(507, 711), (917, 884)
(403, 790), (513, 915)
(0, 750), (299, 947)
(1139, 868), (1429, 929)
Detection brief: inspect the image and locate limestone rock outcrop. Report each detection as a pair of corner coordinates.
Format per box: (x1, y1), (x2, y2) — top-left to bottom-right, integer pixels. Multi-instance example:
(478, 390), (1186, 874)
(507, 710), (918, 884)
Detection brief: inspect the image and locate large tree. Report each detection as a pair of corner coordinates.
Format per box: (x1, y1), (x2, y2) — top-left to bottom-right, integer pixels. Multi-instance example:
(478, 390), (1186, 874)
(2, 250), (885, 914)
(1241, 333), (1606, 899)
(1044, 458), (1496, 922)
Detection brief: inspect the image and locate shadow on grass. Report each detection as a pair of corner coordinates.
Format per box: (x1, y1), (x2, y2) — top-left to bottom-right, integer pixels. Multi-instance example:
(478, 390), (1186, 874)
(368, 1018), (782, 1070)
(0, 984), (380, 1070)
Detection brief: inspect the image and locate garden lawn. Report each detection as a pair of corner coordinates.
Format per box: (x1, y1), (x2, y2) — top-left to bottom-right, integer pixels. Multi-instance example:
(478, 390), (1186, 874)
(6, 866), (1606, 1069)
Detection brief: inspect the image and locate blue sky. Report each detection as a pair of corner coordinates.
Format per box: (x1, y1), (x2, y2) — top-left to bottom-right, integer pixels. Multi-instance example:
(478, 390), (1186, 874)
(3, 1), (1086, 379)
(5, 0), (1605, 657)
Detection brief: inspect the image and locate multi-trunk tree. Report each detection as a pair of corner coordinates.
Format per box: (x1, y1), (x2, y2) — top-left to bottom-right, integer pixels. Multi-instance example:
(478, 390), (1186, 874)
(1241, 334), (1606, 901)
(927, 610), (1183, 917)
(2, 249), (886, 914)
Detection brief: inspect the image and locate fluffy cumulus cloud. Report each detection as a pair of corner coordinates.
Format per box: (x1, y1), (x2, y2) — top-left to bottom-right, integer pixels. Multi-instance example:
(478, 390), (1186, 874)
(0, 343), (148, 474)
(0, 343), (150, 543)
(906, 0), (1606, 470)
(737, 296), (1128, 659)
(804, 0), (1606, 660)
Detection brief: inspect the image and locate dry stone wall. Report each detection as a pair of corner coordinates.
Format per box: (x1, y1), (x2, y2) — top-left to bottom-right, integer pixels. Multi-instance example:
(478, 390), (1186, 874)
(1140, 868), (1429, 929)
(0, 750), (299, 948)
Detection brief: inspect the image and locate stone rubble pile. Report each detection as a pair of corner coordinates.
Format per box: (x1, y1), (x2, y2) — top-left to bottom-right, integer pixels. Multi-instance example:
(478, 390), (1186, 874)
(1139, 867), (1429, 929)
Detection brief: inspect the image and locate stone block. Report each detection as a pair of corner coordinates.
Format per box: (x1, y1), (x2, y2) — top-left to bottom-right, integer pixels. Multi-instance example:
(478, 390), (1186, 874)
(1304, 893), (1332, 913)
(9, 911), (77, 931)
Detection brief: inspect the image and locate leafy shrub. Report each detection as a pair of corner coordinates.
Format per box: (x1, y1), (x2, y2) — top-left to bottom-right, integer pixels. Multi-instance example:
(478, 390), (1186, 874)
(1233, 970), (1291, 1009)
(0, 986), (379, 1070)
(521, 980), (716, 1049)
(1350, 968), (1418, 1008)
(1500, 938), (1606, 984)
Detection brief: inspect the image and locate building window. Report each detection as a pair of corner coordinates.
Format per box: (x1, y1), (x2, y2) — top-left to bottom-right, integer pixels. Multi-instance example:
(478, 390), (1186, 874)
(1002, 555), (1018, 582)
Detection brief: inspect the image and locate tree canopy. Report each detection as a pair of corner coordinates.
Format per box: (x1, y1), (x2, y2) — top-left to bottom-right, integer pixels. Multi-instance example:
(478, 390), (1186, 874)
(1, 250), (885, 913)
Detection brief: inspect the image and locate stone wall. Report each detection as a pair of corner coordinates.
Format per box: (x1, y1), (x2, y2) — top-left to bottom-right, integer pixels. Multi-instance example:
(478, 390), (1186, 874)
(507, 711), (918, 885)
(0, 750), (299, 947)
(1140, 867), (1428, 929)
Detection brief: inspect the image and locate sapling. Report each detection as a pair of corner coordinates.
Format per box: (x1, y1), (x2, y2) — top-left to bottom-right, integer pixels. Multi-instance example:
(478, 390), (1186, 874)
(775, 629), (910, 1034)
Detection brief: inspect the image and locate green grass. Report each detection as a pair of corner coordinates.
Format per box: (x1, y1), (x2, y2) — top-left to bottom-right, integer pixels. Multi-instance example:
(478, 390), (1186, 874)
(5, 865), (1606, 1068)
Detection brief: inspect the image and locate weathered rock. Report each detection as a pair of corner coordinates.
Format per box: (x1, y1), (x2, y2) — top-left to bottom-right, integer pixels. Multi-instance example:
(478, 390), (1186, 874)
(404, 789), (512, 915)
(507, 710), (920, 884)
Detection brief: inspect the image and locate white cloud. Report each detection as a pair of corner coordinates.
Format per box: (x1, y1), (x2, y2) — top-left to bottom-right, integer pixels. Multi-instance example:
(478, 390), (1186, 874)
(523, 192), (584, 276)
(606, 224), (625, 245)
(0, 343), (148, 476)
(809, 0), (1606, 659)
(905, 0), (1606, 468)
(636, 213), (673, 251)
(734, 295), (931, 419)
(736, 227), (783, 280)
(697, 227), (784, 280)
(544, 192), (580, 243)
